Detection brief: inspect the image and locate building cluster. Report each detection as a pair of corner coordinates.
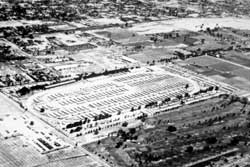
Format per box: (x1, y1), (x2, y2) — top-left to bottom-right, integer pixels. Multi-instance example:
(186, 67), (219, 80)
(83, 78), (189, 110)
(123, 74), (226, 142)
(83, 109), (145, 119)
(0, 0), (239, 24)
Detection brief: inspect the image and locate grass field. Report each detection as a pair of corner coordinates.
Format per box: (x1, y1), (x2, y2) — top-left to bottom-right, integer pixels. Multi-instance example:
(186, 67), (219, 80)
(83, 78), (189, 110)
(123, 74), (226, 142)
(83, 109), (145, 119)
(224, 77), (250, 91)
(209, 62), (240, 72)
(129, 17), (250, 35)
(95, 28), (141, 41)
(181, 56), (250, 92)
(222, 51), (250, 67)
(183, 56), (219, 66)
(233, 68), (250, 81)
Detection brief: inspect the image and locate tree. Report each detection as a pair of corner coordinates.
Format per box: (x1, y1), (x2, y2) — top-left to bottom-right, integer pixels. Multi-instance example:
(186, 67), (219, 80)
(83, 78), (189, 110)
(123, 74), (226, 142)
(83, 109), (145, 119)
(141, 117), (146, 122)
(206, 27), (211, 34)
(40, 108), (45, 113)
(185, 146), (193, 153)
(167, 125), (177, 132)
(30, 121), (34, 126)
(208, 86), (214, 91)
(129, 128), (136, 135)
(122, 121), (128, 127)
(202, 145), (210, 151)
(184, 92), (190, 98)
(176, 94), (183, 100)
(230, 136), (240, 146)
(201, 38), (205, 44)
(94, 130), (99, 135)
(75, 126), (82, 132)
(241, 97), (249, 105)
(115, 141), (123, 148)
(205, 136), (217, 145)
(16, 86), (30, 96)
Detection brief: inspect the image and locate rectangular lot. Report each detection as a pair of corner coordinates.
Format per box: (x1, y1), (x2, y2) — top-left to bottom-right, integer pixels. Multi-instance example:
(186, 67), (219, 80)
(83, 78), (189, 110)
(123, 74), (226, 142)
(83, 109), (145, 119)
(222, 51), (250, 67)
(183, 56), (219, 66)
(181, 56), (250, 92)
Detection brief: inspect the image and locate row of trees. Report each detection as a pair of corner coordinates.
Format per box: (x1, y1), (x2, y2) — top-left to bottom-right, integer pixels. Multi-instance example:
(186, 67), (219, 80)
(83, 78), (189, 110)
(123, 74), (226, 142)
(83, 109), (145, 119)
(193, 85), (219, 96)
(65, 118), (90, 129)
(76, 67), (130, 81)
(93, 113), (112, 121)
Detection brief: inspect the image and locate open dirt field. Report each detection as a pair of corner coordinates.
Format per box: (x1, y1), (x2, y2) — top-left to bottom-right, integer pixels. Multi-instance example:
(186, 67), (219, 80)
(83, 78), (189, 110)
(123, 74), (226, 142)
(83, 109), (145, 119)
(129, 17), (250, 35)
